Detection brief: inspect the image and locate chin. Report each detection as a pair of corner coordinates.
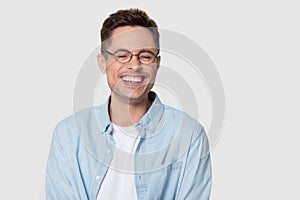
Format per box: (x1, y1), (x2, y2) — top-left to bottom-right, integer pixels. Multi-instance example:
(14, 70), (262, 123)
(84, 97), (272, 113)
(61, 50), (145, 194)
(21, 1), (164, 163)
(114, 90), (149, 104)
(128, 93), (149, 103)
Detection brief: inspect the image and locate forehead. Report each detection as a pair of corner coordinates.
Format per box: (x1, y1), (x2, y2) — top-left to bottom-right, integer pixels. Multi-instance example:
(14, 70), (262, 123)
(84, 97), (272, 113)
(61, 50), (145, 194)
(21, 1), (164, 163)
(108, 26), (156, 51)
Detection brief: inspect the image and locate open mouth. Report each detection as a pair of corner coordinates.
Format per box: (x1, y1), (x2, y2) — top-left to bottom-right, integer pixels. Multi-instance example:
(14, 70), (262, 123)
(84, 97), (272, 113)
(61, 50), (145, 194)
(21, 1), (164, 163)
(121, 76), (143, 83)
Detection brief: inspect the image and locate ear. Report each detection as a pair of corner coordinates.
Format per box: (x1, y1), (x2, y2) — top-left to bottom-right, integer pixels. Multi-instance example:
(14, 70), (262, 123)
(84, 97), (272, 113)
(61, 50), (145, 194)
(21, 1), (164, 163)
(97, 53), (107, 73)
(156, 56), (161, 70)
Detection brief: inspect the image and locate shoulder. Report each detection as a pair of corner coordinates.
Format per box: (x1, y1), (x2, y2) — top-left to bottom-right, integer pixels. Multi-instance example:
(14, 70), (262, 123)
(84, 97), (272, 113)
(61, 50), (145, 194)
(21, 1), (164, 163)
(163, 104), (204, 133)
(52, 105), (104, 144)
(164, 105), (210, 154)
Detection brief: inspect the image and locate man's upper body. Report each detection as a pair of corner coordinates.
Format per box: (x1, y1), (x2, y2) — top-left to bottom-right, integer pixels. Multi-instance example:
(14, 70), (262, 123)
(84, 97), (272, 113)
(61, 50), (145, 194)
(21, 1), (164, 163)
(46, 93), (212, 200)
(46, 8), (212, 200)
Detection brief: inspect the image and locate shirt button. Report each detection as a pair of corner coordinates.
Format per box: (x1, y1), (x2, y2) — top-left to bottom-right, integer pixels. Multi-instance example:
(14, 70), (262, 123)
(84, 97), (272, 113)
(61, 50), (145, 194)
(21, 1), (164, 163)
(96, 176), (101, 180)
(107, 149), (111, 154)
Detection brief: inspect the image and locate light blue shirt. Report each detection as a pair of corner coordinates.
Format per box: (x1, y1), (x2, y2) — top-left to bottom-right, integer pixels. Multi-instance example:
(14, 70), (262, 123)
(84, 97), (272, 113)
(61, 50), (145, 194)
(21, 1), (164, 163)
(46, 92), (212, 199)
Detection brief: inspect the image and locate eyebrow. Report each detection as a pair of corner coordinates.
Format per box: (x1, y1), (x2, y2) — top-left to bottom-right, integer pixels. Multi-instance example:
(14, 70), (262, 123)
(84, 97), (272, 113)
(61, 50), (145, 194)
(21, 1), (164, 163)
(114, 48), (158, 54)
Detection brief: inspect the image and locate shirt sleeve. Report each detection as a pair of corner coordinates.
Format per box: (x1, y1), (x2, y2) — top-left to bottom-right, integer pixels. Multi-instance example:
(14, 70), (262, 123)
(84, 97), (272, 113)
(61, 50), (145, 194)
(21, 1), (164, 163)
(45, 126), (75, 200)
(177, 125), (212, 200)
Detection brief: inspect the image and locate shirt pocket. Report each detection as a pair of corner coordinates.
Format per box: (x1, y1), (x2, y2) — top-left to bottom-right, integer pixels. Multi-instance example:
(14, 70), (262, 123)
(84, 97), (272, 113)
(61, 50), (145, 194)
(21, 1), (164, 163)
(161, 161), (183, 173)
(156, 161), (183, 199)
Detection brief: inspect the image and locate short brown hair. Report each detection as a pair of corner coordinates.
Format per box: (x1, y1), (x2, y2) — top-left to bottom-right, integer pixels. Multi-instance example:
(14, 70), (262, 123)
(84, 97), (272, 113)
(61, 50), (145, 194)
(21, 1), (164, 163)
(100, 8), (159, 51)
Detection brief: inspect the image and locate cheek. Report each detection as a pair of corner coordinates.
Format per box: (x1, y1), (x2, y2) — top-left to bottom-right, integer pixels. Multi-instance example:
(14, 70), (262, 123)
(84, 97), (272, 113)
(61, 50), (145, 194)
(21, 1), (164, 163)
(149, 68), (159, 80)
(105, 68), (119, 87)
(106, 64), (120, 77)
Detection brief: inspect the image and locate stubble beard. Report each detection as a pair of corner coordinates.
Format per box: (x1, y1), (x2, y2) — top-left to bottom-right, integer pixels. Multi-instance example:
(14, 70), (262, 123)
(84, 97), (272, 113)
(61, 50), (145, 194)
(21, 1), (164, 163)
(111, 83), (153, 106)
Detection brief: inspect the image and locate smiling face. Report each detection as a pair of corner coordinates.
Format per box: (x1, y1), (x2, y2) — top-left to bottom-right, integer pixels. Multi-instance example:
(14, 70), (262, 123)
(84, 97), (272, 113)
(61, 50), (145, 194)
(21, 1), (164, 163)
(98, 26), (160, 105)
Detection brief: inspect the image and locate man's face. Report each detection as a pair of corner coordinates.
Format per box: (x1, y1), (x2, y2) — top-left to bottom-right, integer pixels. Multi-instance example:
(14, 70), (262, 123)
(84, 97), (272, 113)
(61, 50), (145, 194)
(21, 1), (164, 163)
(98, 26), (160, 104)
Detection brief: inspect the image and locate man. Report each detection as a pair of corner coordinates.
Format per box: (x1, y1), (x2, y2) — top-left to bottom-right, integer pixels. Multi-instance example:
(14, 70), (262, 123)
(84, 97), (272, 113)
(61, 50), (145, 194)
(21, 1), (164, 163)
(46, 8), (212, 200)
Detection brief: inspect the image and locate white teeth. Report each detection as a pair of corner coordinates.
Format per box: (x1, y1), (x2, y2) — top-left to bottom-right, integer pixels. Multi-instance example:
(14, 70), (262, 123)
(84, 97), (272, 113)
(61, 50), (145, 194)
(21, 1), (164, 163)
(122, 76), (142, 83)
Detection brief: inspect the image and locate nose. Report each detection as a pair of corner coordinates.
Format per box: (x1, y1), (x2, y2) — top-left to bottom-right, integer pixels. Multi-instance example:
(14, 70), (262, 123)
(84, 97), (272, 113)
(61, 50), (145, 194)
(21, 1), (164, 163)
(127, 54), (141, 71)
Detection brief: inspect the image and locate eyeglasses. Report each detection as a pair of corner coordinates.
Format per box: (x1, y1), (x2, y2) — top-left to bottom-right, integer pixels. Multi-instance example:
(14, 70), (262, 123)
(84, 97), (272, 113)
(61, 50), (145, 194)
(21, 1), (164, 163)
(102, 49), (159, 65)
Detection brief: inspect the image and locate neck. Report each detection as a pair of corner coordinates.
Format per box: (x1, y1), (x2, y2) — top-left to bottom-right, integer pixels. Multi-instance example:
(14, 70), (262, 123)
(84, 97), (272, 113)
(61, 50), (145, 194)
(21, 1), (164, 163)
(109, 93), (152, 127)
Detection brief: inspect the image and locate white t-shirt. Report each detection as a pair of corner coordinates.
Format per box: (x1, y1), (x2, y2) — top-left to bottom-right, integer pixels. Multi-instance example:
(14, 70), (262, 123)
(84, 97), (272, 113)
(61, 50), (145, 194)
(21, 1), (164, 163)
(97, 124), (140, 200)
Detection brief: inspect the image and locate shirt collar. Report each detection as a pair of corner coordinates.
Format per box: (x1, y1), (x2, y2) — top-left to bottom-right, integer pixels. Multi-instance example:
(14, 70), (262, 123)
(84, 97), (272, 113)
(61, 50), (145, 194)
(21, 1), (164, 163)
(96, 91), (165, 136)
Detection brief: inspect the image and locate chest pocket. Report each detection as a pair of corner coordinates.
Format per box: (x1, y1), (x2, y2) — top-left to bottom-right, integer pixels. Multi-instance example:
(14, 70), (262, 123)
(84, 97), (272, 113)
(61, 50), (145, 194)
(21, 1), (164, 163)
(152, 161), (183, 199)
(162, 161), (183, 173)
(136, 153), (184, 199)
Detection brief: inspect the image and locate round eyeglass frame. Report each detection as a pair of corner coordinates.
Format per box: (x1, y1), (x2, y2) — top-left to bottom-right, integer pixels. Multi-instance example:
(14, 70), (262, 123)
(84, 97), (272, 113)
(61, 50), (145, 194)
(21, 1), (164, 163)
(102, 49), (160, 65)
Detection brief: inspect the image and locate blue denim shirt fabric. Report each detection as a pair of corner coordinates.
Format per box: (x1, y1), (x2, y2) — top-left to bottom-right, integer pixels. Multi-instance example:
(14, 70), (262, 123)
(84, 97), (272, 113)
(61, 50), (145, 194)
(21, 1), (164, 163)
(46, 93), (212, 200)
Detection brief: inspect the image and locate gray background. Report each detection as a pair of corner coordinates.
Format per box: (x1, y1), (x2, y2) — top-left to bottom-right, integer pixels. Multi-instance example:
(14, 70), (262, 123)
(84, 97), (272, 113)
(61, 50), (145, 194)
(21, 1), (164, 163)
(0, 0), (299, 199)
